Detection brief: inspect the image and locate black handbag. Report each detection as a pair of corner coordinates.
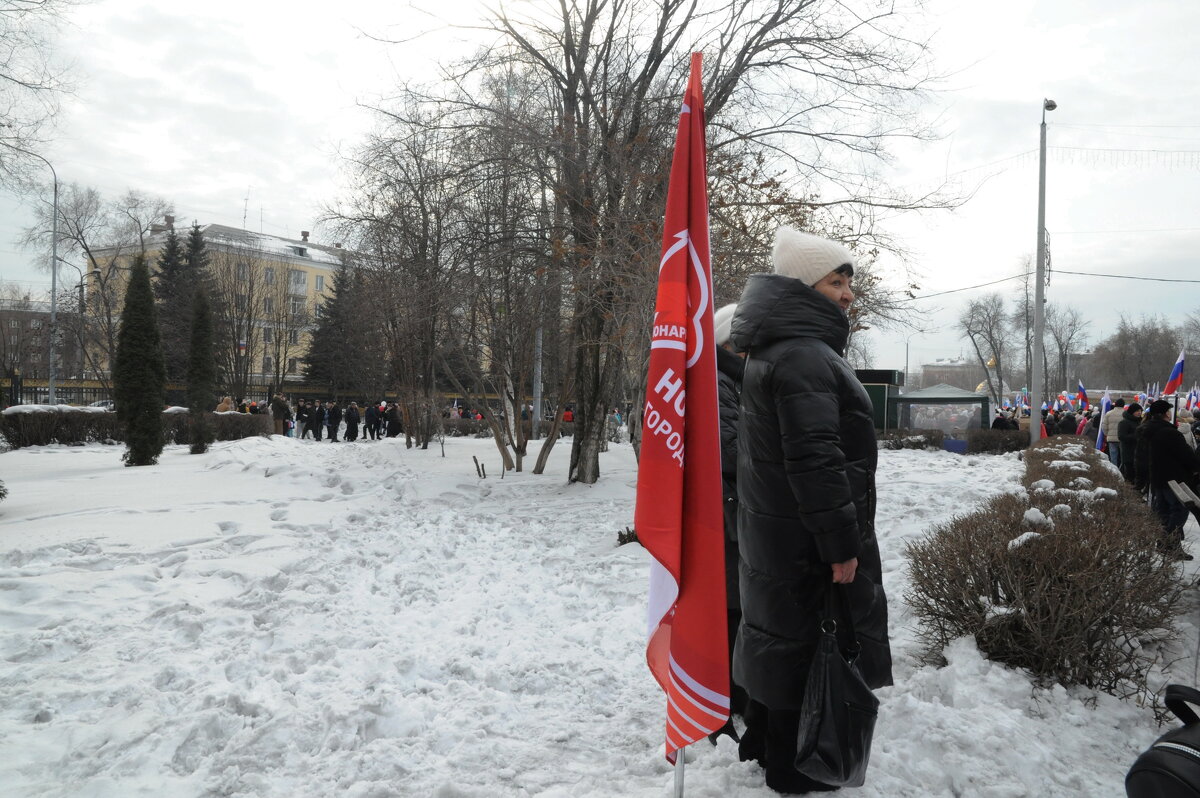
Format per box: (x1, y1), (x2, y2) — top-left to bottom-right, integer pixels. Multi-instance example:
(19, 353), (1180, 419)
(1126, 684), (1200, 797)
(794, 583), (880, 788)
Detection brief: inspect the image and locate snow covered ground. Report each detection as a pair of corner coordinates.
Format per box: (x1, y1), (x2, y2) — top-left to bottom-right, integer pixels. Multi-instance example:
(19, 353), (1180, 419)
(0, 435), (1196, 797)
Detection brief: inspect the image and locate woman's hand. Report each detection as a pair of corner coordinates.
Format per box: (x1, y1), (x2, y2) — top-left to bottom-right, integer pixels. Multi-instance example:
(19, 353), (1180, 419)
(831, 558), (858, 584)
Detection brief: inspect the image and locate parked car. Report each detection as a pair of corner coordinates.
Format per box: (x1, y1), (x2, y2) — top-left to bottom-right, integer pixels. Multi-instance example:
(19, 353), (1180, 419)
(87, 399), (116, 411)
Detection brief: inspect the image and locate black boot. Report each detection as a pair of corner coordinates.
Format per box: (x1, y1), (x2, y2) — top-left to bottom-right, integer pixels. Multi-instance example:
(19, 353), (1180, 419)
(708, 717), (740, 745)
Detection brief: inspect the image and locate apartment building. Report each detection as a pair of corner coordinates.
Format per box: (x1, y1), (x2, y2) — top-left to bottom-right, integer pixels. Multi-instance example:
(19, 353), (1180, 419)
(87, 218), (350, 390)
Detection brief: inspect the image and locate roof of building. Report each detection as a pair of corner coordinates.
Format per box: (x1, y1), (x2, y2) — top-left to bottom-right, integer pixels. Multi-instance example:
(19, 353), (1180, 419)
(897, 383), (989, 401)
(198, 224), (348, 267)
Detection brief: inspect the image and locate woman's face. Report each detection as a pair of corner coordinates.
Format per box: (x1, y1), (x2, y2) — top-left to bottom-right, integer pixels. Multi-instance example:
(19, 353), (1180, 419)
(813, 270), (854, 310)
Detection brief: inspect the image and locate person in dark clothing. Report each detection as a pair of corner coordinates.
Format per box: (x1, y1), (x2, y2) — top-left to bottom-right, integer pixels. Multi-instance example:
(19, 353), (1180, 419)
(364, 402), (379, 440)
(730, 227), (892, 795)
(385, 403), (402, 438)
(1137, 400), (1199, 558)
(269, 394), (291, 437)
(296, 400), (312, 439)
(1117, 403), (1143, 484)
(308, 401), (325, 441)
(992, 411), (1010, 430)
(325, 401), (342, 442)
(344, 402), (361, 442)
(710, 303), (748, 742)
(1056, 411), (1077, 436)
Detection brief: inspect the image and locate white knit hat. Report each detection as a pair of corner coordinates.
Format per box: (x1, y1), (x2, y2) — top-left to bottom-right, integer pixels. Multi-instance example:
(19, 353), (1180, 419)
(713, 303), (736, 347)
(771, 226), (855, 286)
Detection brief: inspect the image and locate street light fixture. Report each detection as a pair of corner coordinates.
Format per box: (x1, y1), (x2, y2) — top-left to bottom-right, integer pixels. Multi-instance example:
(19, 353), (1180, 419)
(1030, 98), (1056, 446)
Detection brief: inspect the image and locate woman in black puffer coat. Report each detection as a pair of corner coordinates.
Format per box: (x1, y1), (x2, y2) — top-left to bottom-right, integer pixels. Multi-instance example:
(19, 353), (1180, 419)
(730, 227), (892, 795)
(713, 303), (747, 721)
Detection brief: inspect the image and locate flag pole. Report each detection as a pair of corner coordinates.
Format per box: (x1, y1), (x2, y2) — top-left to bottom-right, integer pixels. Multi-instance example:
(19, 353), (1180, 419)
(675, 751), (685, 797)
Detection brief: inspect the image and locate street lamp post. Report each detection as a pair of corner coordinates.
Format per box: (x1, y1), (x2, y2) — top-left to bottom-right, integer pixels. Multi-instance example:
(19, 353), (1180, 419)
(903, 331), (920, 390)
(1030, 98), (1056, 446)
(0, 137), (59, 403)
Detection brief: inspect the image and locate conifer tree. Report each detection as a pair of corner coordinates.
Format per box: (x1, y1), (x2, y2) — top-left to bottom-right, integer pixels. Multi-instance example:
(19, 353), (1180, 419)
(153, 226), (189, 381)
(184, 222), (208, 273)
(304, 262), (369, 397)
(186, 289), (216, 454)
(114, 254), (167, 466)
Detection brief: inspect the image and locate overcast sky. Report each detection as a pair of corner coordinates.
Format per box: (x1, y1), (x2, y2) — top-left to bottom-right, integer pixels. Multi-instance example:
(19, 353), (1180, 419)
(2, 0), (1198, 387)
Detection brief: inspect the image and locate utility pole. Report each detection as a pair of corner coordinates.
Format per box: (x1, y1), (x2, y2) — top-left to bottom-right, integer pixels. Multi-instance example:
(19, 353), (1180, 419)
(1030, 98), (1056, 446)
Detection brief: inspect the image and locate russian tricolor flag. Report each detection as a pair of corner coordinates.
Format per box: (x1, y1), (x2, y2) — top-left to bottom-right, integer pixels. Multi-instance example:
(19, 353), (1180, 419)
(1095, 388), (1113, 452)
(1076, 380), (1088, 410)
(1163, 349), (1185, 396)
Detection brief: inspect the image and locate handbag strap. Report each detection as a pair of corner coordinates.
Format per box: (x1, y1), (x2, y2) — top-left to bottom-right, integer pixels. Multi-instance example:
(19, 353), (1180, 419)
(821, 582), (861, 660)
(1165, 684), (1200, 725)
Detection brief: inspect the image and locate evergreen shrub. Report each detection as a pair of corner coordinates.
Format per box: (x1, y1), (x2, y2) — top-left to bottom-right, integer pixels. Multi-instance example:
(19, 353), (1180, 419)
(906, 438), (1184, 700)
(0, 408), (270, 449)
(965, 427), (1028, 455)
(113, 255), (166, 466)
(877, 428), (944, 450)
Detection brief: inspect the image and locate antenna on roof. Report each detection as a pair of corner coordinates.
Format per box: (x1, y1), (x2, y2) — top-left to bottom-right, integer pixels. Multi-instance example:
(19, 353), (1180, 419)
(242, 187), (250, 229)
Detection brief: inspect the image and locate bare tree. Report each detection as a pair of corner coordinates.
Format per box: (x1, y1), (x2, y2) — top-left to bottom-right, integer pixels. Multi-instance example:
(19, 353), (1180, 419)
(0, 283), (42, 378)
(261, 261), (315, 394)
(0, 0), (77, 184)
(957, 293), (1009, 406)
(1043, 303), (1089, 392)
(207, 246), (266, 402)
(1007, 260), (1034, 394)
(350, 0), (950, 480)
(1090, 316), (1182, 391)
(20, 185), (172, 389)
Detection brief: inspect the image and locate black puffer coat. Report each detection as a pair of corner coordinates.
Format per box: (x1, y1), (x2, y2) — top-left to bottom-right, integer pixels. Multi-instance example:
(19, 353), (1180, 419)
(729, 273), (892, 710)
(1140, 415), (1200, 491)
(1118, 409), (1141, 483)
(716, 344), (744, 611)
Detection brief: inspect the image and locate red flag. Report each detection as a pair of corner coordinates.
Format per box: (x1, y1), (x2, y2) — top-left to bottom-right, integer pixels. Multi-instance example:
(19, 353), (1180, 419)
(636, 52), (728, 764)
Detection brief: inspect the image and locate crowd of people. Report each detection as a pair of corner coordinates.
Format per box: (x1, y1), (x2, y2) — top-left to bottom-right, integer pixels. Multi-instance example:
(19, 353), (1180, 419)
(1102, 398), (1200, 559)
(215, 395), (406, 441)
(988, 399), (1200, 559)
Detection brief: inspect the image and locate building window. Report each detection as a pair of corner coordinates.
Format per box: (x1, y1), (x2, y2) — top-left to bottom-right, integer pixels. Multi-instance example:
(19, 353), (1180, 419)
(7, 319), (16, 328)
(237, 262), (249, 280)
(263, 327), (273, 344)
(288, 329), (299, 345)
(263, 297), (274, 313)
(235, 293), (247, 311)
(31, 319), (42, 329)
(289, 269), (307, 294)
(265, 267), (275, 284)
(315, 275), (325, 292)
(287, 358), (298, 374)
(262, 356), (273, 372)
(289, 297), (304, 317)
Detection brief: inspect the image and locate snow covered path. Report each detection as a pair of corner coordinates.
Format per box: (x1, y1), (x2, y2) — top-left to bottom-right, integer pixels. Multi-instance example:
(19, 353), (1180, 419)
(0, 438), (1195, 797)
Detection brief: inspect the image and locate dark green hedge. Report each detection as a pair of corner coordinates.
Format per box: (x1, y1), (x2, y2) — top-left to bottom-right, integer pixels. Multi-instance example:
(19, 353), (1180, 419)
(0, 408), (271, 449)
(965, 427), (1029, 455)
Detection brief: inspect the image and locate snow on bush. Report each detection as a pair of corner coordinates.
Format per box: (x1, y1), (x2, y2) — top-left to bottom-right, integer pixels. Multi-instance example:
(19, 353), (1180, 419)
(906, 436), (1186, 700)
